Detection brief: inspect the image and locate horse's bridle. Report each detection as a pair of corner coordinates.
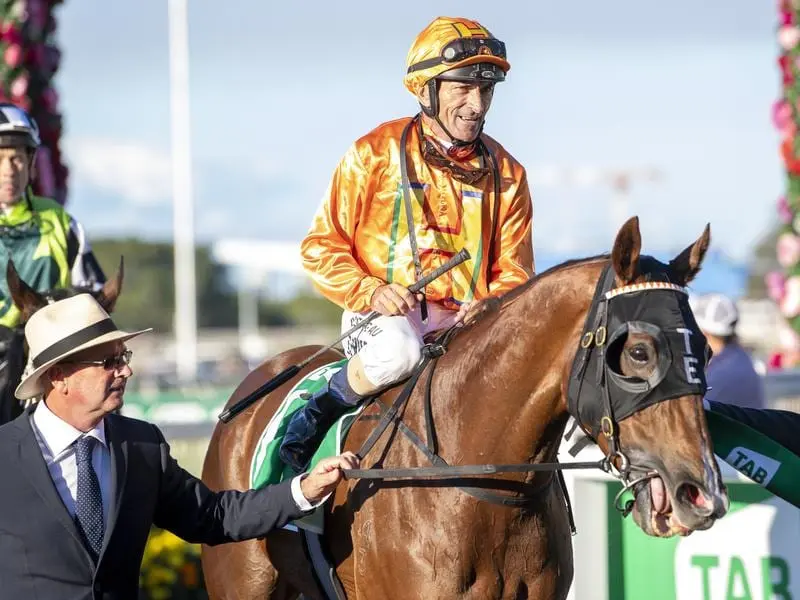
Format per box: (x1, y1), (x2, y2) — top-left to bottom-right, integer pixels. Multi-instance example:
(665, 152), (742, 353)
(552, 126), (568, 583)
(343, 260), (708, 521)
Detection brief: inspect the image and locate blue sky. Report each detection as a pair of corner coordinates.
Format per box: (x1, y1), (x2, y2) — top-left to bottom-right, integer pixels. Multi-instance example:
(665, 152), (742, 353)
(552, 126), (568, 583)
(55, 1), (782, 264)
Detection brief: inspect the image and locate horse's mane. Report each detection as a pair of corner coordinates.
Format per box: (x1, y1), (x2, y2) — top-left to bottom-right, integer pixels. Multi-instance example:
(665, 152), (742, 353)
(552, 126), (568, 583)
(448, 253), (611, 335)
(493, 253), (611, 307)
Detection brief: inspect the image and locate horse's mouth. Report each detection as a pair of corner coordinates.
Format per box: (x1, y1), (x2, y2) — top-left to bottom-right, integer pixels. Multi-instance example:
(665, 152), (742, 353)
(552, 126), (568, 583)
(632, 475), (692, 538)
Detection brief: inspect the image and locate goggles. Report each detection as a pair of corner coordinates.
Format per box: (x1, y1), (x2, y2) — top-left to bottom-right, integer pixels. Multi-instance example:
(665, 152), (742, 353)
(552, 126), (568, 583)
(407, 37), (507, 74)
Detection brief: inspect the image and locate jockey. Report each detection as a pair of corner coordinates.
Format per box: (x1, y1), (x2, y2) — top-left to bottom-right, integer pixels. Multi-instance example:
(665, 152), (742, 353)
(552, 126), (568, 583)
(280, 16), (535, 472)
(0, 103), (105, 328)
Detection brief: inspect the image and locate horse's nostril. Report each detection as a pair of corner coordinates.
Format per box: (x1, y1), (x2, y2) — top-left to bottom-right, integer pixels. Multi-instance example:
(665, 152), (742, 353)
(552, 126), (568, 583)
(676, 481), (715, 516)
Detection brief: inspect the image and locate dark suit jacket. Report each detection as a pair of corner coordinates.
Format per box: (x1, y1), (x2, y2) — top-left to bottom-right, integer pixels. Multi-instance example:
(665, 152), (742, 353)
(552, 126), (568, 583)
(0, 407), (306, 599)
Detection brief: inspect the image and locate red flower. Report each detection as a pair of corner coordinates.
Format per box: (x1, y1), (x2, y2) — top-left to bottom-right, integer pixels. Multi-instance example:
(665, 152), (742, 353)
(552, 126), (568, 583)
(781, 136), (800, 175)
(779, 54), (794, 85)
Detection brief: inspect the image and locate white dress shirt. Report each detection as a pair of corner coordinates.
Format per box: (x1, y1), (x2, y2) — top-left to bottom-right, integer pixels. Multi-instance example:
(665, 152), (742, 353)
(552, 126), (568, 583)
(30, 400), (112, 526)
(30, 400), (319, 518)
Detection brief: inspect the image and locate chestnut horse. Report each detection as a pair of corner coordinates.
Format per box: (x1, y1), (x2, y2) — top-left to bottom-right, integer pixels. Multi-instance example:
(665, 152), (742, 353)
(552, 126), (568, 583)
(0, 259), (124, 425)
(201, 217), (729, 600)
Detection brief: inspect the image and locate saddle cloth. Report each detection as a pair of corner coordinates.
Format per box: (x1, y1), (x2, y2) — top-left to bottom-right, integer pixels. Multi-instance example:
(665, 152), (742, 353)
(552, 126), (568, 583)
(249, 359), (364, 533)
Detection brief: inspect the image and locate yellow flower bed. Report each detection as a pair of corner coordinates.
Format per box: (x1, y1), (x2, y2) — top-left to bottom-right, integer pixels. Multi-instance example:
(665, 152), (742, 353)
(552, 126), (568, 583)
(139, 527), (208, 599)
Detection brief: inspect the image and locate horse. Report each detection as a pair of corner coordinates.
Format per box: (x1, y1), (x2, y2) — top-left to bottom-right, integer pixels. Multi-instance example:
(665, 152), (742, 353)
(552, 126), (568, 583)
(0, 258), (124, 425)
(200, 217), (729, 600)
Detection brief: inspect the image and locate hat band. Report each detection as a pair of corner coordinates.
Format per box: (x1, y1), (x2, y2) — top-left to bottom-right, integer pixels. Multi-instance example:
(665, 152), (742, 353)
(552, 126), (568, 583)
(32, 318), (117, 368)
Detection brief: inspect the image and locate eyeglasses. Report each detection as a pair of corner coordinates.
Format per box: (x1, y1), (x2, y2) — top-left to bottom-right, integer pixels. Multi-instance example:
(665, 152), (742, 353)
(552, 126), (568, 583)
(408, 38), (507, 74)
(67, 349), (133, 372)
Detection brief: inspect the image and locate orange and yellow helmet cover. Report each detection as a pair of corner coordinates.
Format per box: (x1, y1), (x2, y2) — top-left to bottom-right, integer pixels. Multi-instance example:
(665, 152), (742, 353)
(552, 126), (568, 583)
(404, 16), (511, 97)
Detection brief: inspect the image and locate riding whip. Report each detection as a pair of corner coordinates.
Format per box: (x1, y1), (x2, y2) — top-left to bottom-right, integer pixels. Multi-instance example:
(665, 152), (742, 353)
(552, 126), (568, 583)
(218, 248), (471, 423)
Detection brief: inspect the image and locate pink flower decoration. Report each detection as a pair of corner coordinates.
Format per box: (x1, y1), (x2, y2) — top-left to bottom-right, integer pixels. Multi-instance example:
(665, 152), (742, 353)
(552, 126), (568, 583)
(766, 270), (788, 302)
(782, 10), (795, 25)
(27, 0), (46, 31)
(34, 147), (55, 198)
(778, 195), (793, 223)
(767, 351), (784, 371)
(776, 232), (800, 267)
(773, 99), (793, 132)
(1, 25), (22, 46)
(10, 74), (27, 99)
(27, 44), (41, 67)
(46, 45), (61, 73)
(780, 276), (800, 318)
(779, 25), (800, 50)
(3, 43), (21, 68)
(41, 86), (58, 111)
(779, 317), (800, 350)
(13, 96), (29, 112)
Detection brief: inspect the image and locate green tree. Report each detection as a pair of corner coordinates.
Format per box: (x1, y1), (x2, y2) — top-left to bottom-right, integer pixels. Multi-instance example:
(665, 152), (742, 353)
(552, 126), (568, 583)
(91, 239), (238, 332)
(90, 238), (342, 332)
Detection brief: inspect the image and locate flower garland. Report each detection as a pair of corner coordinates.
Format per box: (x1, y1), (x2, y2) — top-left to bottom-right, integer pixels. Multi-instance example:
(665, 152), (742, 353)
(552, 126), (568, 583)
(767, 0), (800, 369)
(0, 0), (67, 205)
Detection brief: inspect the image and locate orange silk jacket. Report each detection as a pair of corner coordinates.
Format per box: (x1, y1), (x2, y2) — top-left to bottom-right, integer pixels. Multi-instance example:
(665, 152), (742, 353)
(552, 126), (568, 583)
(300, 117), (534, 313)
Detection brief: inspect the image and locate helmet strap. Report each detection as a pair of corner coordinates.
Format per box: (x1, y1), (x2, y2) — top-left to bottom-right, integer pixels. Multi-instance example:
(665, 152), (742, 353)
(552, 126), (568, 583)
(419, 79), (438, 118)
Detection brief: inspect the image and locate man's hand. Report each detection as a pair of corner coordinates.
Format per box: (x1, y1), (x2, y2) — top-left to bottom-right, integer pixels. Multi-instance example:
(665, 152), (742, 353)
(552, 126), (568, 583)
(370, 283), (423, 316)
(299, 452), (360, 504)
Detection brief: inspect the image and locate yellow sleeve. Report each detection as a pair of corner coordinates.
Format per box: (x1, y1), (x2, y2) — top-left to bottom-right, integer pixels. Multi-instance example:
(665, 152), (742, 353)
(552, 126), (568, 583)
(299, 144), (384, 312)
(487, 167), (535, 296)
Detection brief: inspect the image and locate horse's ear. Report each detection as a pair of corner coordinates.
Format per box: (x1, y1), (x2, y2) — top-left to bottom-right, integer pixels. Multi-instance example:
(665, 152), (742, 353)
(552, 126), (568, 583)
(611, 216), (642, 285)
(668, 223), (711, 285)
(6, 259), (47, 323)
(96, 256), (124, 313)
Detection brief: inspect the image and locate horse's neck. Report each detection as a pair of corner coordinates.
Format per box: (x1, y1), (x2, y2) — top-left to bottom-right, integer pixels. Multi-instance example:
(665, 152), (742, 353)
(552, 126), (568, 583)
(435, 261), (603, 465)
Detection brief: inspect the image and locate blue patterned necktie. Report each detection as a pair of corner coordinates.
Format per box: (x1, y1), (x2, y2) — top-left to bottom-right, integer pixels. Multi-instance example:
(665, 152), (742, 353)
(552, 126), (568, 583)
(74, 436), (104, 562)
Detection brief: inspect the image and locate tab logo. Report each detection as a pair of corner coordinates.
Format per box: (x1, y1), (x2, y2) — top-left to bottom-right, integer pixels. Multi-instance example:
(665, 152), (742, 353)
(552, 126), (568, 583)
(725, 446), (781, 486)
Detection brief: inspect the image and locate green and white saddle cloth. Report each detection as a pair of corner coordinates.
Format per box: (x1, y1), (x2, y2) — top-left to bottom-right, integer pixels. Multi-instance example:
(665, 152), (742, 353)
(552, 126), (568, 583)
(248, 359), (365, 533)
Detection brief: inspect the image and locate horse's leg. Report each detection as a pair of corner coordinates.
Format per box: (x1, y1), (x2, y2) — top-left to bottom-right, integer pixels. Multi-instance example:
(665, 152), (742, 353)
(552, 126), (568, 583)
(200, 424), (300, 599)
(200, 348), (347, 599)
(201, 538), (300, 600)
(513, 486), (575, 600)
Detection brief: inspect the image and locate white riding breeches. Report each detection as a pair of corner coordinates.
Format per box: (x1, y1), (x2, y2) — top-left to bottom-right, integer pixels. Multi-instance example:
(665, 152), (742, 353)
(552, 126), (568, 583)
(341, 303), (459, 389)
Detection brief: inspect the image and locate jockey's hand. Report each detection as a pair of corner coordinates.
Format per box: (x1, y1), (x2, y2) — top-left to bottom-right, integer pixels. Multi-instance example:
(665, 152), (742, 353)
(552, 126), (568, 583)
(299, 452), (360, 504)
(454, 301), (475, 325)
(370, 283), (423, 316)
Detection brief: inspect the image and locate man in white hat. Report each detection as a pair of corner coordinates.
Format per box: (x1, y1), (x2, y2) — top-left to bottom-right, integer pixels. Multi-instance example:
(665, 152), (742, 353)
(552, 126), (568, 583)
(690, 292), (765, 410)
(0, 293), (358, 598)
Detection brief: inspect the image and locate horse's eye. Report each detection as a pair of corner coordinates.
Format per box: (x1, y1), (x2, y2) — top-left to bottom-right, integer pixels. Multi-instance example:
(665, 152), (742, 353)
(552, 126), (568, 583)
(628, 344), (650, 365)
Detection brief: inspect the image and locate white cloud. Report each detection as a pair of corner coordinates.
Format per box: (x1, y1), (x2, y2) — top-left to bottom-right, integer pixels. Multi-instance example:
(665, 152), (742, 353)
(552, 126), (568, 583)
(64, 137), (173, 206)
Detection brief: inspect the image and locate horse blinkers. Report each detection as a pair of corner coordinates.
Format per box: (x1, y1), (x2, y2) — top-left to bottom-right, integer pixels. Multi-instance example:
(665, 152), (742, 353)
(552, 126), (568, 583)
(567, 263), (709, 513)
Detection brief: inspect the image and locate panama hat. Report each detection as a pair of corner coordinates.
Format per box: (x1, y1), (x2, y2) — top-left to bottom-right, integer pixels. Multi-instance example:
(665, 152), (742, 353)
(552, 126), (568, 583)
(15, 293), (151, 400)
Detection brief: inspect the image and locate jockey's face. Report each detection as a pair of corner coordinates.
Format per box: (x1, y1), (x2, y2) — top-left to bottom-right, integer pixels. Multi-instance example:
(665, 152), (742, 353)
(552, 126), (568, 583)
(0, 146), (31, 207)
(431, 80), (494, 143)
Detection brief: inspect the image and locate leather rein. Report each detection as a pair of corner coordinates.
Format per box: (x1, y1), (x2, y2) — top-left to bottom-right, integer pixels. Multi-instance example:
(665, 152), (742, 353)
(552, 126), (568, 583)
(341, 267), (691, 518)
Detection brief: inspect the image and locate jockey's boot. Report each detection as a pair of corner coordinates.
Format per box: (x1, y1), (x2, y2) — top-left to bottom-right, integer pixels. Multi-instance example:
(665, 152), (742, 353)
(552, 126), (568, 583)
(279, 366), (362, 473)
